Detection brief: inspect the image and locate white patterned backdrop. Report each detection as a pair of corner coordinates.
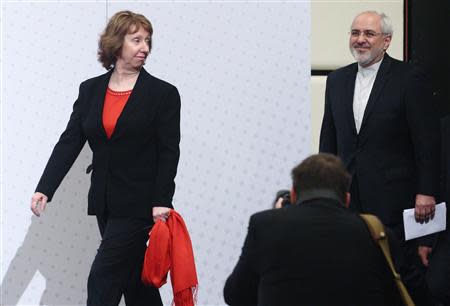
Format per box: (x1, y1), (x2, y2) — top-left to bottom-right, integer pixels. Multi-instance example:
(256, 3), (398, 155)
(1, 2), (310, 305)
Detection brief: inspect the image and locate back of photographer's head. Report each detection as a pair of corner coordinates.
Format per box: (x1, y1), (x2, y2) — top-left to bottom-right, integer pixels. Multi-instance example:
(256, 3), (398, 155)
(291, 153), (351, 204)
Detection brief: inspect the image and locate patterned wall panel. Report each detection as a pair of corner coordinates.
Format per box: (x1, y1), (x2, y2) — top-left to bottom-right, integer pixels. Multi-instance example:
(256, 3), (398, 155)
(1, 2), (311, 305)
(1, 3), (107, 305)
(108, 3), (311, 304)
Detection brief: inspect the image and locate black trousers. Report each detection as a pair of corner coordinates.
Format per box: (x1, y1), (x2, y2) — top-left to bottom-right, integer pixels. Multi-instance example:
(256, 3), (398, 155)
(427, 226), (450, 305)
(350, 175), (431, 305)
(87, 213), (163, 306)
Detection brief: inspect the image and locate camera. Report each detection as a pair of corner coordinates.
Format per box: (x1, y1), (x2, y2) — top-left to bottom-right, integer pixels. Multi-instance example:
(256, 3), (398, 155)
(273, 190), (292, 208)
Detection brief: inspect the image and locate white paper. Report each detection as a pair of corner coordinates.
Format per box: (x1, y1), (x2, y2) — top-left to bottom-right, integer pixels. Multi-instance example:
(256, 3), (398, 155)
(403, 202), (447, 240)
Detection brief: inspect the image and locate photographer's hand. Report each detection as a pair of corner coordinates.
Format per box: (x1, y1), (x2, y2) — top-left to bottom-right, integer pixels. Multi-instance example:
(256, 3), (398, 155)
(274, 197), (284, 209)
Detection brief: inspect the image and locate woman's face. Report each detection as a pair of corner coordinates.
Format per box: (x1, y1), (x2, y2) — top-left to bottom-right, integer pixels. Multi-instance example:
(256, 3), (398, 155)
(116, 26), (150, 71)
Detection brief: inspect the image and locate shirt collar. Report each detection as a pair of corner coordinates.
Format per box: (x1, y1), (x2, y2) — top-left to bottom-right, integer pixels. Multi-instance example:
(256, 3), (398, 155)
(358, 56), (383, 77)
(294, 188), (344, 206)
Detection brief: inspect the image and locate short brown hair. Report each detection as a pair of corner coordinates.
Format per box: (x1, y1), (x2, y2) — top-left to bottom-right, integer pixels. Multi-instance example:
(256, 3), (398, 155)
(291, 153), (351, 203)
(98, 10), (153, 70)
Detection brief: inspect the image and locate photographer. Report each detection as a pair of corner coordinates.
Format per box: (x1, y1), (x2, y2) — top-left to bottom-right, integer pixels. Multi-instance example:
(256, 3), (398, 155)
(224, 153), (427, 306)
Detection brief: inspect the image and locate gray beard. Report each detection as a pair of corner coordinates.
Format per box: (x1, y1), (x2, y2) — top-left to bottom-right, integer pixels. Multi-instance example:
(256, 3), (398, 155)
(350, 47), (384, 67)
(351, 48), (372, 66)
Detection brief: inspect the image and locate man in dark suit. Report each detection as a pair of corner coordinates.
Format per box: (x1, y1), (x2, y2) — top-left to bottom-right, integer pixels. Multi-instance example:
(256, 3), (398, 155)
(224, 153), (407, 306)
(319, 11), (440, 265)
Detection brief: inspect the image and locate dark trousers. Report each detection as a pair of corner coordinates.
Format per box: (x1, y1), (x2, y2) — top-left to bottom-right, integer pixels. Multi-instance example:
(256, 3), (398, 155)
(87, 213), (163, 306)
(349, 175), (362, 213)
(427, 226), (450, 305)
(350, 175), (431, 305)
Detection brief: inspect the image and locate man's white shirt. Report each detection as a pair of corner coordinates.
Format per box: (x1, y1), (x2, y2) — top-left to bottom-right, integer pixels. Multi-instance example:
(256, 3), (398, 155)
(353, 58), (383, 133)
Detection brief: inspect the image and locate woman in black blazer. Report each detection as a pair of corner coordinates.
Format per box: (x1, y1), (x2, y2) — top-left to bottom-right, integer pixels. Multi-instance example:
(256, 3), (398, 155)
(30, 11), (180, 306)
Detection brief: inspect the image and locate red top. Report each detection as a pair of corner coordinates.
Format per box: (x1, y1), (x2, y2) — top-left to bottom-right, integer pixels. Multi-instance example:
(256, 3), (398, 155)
(103, 88), (132, 139)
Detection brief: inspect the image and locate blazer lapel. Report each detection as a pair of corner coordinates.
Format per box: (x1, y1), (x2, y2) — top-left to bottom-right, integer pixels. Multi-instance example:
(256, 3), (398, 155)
(359, 54), (392, 132)
(92, 70), (113, 140)
(110, 68), (150, 140)
(344, 64), (358, 136)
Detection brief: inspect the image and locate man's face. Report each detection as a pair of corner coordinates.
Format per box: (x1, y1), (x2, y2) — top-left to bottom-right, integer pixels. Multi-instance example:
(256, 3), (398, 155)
(349, 13), (391, 67)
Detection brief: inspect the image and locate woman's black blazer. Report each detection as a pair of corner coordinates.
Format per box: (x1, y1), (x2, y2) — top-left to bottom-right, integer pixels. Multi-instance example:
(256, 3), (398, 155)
(36, 68), (180, 219)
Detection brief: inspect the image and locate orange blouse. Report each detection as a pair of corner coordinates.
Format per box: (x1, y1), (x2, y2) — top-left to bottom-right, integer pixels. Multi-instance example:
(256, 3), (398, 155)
(103, 88), (132, 139)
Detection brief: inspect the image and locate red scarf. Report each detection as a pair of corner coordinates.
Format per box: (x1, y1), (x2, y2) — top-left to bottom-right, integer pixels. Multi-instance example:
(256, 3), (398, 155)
(142, 210), (198, 306)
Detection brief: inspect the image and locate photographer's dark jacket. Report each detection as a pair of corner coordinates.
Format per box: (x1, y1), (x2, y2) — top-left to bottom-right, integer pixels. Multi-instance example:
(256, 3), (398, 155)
(224, 191), (404, 306)
(36, 68), (180, 218)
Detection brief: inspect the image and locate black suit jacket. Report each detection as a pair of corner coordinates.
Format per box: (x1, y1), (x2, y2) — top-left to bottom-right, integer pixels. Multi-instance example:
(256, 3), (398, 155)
(319, 54), (440, 226)
(223, 192), (402, 306)
(442, 115), (450, 208)
(36, 68), (180, 218)
(425, 117), (450, 302)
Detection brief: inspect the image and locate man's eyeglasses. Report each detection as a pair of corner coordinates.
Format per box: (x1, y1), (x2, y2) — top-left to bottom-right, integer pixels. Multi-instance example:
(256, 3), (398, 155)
(350, 30), (385, 39)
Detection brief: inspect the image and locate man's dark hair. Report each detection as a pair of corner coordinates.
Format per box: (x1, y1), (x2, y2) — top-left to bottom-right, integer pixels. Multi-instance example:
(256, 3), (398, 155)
(291, 153), (351, 203)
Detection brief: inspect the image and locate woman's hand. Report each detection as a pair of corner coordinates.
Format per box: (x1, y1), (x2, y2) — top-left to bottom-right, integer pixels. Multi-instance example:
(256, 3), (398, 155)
(31, 192), (48, 217)
(152, 206), (171, 223)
